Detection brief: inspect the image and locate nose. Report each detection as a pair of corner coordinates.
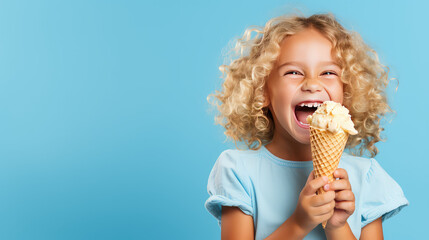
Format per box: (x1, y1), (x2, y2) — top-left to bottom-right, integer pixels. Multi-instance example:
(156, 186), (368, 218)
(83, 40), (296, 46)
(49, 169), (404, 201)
(301, 77), (322, 93)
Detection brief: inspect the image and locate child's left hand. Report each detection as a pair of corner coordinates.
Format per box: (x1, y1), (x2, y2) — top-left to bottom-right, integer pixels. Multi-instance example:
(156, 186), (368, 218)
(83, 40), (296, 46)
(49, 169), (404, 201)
(324, 168), (355, 230)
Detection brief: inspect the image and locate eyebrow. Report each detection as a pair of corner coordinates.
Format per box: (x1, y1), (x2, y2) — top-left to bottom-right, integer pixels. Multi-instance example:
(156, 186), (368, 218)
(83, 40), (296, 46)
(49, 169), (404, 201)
(278, 61), (340, 69)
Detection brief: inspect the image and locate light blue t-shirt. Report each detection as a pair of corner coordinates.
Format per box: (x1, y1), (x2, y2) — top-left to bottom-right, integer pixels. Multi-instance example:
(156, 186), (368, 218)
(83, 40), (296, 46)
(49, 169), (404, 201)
(205, 145), (409, 239)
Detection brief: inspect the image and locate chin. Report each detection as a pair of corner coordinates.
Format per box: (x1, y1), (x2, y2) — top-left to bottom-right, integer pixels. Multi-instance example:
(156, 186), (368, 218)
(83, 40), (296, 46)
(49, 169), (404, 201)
(291, 122), (311, 145)
(288, 127), (311, 145)
(294, 135), (311, 145)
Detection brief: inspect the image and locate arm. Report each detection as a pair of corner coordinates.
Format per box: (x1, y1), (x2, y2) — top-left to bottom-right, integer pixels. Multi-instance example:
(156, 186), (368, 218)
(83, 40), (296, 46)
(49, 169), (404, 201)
(221, 206), (254, 240)
(324, 175), (383, 240)
(323, 168), (357, 240)
(221, 171), (336, 240)
(322, 218), (383, 240)
(325, 223), (356, 240)
(360, 217), (383, 240)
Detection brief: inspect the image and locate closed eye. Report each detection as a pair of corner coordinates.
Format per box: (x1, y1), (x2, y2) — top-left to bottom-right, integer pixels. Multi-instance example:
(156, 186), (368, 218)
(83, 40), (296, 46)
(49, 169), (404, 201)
(284, 71), (303, 76)
(322, 71), (338, 76)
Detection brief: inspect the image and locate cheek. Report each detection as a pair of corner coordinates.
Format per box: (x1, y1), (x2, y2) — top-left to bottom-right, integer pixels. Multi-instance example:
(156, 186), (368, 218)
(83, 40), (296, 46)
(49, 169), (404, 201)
(270, 85), (295, 117)
(272, 81), (296, 102)
(327, 80), (344, 104)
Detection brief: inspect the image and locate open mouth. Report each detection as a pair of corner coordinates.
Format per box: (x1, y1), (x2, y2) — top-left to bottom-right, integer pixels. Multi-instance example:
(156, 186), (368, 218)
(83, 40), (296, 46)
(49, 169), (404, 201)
(294, 102), (322, 128)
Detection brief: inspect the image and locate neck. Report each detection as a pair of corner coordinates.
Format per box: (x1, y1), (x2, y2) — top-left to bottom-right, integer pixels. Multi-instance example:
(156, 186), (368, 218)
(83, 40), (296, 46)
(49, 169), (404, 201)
(265, 129), (312, 162)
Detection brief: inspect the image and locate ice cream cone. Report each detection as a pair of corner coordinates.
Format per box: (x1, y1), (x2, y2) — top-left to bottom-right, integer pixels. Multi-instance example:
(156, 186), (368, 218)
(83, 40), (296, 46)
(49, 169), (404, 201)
(309, 126), (348, 229)
(306, 101), (358, 229)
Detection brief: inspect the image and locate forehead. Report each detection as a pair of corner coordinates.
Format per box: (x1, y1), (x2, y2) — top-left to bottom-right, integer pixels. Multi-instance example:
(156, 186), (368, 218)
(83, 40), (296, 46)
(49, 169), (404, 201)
(277, 28), (336, 64)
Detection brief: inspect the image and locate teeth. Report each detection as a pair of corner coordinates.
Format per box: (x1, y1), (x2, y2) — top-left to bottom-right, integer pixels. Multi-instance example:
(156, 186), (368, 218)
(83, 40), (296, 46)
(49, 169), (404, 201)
(298, 102), (322, 108)
(299, 121), (309, 125)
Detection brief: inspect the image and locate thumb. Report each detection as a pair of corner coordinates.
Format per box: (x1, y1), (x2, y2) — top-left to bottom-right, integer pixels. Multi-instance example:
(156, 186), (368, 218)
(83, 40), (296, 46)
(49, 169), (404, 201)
(302, 171), (328, 195)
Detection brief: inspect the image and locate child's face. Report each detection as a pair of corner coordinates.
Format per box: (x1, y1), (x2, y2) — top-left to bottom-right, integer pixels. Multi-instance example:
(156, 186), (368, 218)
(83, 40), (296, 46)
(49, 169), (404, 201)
(265, 28), (343, 145)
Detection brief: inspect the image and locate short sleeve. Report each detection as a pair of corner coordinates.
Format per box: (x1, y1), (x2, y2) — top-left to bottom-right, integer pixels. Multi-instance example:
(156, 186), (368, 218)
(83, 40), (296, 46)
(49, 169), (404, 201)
(204, 151), (253, 225)
(360, 158), (409, 228)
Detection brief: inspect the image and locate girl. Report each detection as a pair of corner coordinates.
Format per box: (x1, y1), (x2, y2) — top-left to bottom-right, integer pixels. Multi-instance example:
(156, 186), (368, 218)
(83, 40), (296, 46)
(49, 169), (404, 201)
(205, 13), (408, 240)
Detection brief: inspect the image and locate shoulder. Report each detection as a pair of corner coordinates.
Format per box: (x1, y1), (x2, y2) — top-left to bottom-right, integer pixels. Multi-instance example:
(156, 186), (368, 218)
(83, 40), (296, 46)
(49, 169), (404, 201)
(205, 149), (257, 222)
(341, 152), (371, 165)
(340, 152), (373, 175)
(347, 154), (410, 228)
(215, 148), (261, 168)
(208, 148), (261, 186)
(219, 148), (261, 159)
(339, 153), (378, 189)
(209, 148), (260, 176)
(341, 153), (392, 181)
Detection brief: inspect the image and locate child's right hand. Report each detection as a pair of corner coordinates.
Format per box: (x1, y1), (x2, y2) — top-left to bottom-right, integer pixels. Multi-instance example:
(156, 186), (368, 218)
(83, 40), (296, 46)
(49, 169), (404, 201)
(292, 170), (335, 233)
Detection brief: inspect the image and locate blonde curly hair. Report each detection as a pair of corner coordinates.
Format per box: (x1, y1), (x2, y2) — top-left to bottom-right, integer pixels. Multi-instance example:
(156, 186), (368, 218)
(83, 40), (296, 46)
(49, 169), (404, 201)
(207, 13), (393, 157)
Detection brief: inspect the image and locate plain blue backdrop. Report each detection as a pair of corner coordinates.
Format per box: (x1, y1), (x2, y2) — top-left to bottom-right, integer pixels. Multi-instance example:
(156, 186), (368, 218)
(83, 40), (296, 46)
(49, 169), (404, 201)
(0, 0), (425, 239)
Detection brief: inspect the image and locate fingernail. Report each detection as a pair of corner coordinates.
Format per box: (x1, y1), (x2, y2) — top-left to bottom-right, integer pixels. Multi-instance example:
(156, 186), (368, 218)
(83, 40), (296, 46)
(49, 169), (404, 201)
(324, 184), (329, 190)
(334, 170), (338, 175)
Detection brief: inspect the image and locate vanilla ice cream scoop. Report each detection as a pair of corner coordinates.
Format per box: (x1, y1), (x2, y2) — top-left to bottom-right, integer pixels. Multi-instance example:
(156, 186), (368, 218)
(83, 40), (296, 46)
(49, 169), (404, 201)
(306, 101), (358, 135)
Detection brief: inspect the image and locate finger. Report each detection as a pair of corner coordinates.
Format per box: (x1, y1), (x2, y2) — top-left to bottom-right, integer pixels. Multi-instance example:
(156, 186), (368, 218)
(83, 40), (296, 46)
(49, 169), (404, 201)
(311, 191), (335, 207)
(335, 190), (355, 202)
(333, 168), (348, 180)
(303, 175), (329, 195)
(325, 179), (351, 191)
(335, 201), (355, 215)
(314, 200), (336, 216)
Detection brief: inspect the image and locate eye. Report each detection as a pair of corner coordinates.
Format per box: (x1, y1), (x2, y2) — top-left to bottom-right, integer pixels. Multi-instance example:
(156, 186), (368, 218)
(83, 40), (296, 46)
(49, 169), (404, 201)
(284, 71), (303, 76)
(322, 71), (338, 76)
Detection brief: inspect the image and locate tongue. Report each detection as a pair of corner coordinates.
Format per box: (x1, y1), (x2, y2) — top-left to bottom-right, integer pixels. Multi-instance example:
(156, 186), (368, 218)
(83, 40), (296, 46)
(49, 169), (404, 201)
(295, 108), (315, 124)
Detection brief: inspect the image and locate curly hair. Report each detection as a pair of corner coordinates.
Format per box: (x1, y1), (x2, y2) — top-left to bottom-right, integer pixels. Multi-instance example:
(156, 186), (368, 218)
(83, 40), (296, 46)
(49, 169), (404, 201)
(207, 13), (393, 157)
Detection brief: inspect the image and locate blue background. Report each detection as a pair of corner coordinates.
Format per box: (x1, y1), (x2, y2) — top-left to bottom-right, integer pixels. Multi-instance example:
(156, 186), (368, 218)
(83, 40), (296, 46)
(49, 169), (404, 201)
(0, 0), (425, 239)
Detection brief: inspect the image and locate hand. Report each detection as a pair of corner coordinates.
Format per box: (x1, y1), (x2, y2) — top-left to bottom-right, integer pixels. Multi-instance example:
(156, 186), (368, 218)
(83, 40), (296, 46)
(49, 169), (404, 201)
(324, 168), (356, 230)
(292, 171), (336, 233)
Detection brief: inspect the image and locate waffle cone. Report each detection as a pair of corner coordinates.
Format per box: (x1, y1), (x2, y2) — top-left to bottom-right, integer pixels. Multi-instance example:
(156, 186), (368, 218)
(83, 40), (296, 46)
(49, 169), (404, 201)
(309, 126), (348, 229)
